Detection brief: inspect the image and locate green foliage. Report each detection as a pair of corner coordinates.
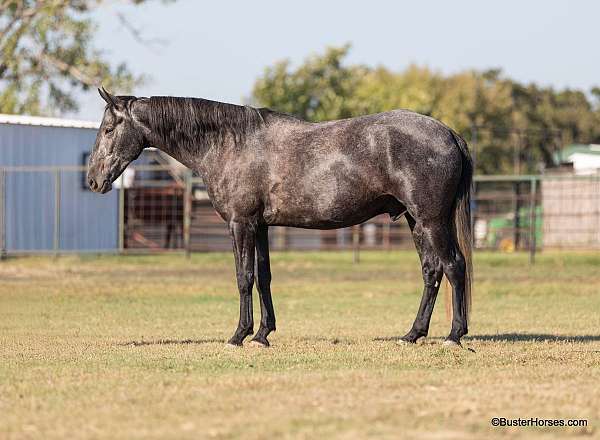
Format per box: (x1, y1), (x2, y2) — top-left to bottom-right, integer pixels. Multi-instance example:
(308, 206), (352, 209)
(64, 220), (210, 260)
(252, 45), (600, 174)
(0, 1), (166, 115)
(253, 44), (367, 121)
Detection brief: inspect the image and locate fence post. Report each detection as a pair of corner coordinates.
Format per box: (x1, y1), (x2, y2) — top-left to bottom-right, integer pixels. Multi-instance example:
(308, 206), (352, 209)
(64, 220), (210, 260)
(53, 168), (61, 257)
(118, 187), (125, 254)
(513, 182), (521, 250)
(183, 170), (192, 259)
(383, 220), (391, 250)
(282, 227), (289, 250)
(0, 168), (5, 259)
(352, 225), (360, 263)
(275, 227), (287, 250)
(528, 177), (538, 265)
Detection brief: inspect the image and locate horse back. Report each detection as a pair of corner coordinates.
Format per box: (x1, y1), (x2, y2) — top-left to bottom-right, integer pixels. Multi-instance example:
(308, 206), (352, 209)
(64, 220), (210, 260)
(248, 110), (462, 227)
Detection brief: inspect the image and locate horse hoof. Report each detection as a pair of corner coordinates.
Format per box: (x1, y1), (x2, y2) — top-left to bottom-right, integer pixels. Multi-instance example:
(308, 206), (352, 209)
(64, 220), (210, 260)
(224, 342), (242, 349)
(442, 339), (462, 349)
(396, 338), (417, 346)
(249, 339), (270, 348)
(397, 335), (425, 345)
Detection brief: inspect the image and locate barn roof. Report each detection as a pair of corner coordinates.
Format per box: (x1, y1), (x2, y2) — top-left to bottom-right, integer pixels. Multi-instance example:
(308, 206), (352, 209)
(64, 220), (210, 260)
(562, 144), (600, 157)
(0, 113), (99, 129)
(554, 144), (600, 164)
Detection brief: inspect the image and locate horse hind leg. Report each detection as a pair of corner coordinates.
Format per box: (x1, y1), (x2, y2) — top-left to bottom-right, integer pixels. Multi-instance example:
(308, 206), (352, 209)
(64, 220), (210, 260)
(441, 245), (468, 345)
(418, 219), (468, 346)
(400, 216), (444, 344)
(250, 224), (276, 347)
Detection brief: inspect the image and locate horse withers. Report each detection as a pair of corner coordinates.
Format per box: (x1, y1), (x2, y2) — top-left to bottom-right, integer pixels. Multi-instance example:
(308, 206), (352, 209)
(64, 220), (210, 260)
(87, 87), (472, 348)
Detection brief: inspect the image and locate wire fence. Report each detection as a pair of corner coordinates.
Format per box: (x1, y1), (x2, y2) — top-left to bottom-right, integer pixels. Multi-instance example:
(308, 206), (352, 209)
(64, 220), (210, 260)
(1, 165), (599, 260)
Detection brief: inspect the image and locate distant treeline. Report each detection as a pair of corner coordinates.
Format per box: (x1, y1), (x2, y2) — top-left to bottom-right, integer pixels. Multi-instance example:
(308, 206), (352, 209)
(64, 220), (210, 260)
(252, 45), (600, 174)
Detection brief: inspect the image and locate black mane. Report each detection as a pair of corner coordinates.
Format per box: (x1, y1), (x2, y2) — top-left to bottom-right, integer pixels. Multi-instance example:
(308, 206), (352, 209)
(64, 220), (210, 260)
(147, 96), (266, 148)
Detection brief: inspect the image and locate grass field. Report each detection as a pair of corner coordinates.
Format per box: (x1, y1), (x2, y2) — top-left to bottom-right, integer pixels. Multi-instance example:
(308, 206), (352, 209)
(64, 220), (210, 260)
(1, 250), (599, 439)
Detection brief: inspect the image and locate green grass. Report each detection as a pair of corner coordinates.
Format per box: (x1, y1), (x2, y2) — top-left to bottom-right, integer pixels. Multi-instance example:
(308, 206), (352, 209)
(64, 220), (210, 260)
(1, 251), (599, 439)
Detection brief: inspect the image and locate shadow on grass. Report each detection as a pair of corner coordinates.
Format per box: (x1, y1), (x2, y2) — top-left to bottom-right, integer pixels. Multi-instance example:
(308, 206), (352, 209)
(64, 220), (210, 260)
(373, 336), (441, 345)
(117, 338), (225, 347)
(467, 333), (600, 343)
(374, 336), (408, 342)
(297, 336), (352, 345)
(374, 333), (600, 343)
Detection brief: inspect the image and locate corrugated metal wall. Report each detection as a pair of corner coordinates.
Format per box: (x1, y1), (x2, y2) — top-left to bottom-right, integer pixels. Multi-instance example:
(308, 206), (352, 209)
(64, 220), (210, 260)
(0, 123), (119, 251)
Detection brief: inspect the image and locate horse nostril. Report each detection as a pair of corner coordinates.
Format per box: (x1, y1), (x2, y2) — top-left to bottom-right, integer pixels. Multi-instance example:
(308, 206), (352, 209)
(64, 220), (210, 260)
(88, 178), (96, 190)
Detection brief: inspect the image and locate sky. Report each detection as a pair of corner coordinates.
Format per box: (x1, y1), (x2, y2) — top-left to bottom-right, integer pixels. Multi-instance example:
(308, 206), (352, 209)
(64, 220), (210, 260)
(74, 0), (599, 121)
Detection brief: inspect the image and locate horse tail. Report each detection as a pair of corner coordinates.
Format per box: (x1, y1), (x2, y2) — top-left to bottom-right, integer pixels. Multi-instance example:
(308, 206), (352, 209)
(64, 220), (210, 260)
(449, 129), (473, 322)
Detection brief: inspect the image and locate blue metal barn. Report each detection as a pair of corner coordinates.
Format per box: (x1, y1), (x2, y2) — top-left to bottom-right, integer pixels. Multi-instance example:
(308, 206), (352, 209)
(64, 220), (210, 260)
(0, 114), (119, 252)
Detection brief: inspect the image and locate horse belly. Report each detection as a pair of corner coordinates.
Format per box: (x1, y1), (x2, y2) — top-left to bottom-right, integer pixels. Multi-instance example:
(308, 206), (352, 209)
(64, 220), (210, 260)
(263, 175), (392, 229)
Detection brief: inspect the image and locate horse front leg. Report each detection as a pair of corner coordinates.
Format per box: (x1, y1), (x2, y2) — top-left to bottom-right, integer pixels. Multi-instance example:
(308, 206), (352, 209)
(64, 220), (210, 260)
(226, 221), (256, 346)
(400, 254), (443, 343)
(250, 224), (276, 347)
(400, 217), (444, 344)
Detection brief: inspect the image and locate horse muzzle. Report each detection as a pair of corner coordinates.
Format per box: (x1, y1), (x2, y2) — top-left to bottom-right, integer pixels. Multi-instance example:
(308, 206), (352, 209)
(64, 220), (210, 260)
(87, 168), (113, 194)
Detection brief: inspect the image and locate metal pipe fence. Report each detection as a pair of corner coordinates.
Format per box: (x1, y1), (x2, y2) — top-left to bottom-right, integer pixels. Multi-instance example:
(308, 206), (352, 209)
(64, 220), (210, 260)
(1, 165), (599, 260)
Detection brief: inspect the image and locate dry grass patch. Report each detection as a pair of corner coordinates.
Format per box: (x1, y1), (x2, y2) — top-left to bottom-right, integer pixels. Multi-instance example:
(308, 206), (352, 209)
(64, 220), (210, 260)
(1, 251), (599, 439)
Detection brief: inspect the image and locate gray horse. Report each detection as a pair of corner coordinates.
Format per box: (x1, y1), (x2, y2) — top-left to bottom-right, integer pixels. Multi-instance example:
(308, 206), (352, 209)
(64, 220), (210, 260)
(87, 87), (472, 348)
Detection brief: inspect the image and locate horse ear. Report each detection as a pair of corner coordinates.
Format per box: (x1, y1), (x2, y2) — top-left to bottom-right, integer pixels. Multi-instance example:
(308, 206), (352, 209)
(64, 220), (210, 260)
(98, 86), (118, 108)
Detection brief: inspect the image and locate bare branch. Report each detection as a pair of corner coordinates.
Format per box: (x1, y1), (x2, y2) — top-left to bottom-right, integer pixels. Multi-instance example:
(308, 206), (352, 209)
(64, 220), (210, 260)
(39, 52), (99, 87)
(115, 11), (166, 50)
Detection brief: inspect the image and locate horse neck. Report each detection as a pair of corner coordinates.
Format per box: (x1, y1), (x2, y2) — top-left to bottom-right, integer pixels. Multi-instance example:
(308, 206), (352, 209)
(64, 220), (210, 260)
(147, 129), (214, 172)
(142, 96), (262, 172)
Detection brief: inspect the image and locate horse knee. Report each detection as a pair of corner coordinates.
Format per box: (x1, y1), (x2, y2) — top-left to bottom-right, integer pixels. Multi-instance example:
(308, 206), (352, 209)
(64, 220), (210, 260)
(421, 257), (443, 287)
(236, 269), (254, 293)
(443, 255), (465, 286)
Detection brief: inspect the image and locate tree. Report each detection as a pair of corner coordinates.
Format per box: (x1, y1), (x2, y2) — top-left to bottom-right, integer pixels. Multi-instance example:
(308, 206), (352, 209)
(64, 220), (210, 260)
(253, 45), (368, 122)
(0, 1), (170, 115)
(252, 45), (600, 174)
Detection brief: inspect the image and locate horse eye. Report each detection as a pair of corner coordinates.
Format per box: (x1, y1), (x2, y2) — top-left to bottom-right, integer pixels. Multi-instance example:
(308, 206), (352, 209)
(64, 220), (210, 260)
(105, 126), (114, 134)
